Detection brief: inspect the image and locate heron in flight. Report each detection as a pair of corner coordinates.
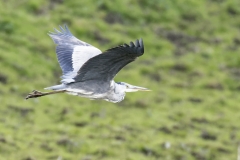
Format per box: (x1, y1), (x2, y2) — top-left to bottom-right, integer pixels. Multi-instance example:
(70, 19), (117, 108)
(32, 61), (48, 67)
(26, 25), (149, 103)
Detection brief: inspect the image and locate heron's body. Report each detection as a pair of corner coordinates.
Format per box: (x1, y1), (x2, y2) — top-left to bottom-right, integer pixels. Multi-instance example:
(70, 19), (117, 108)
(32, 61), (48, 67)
(26, 25), (149, 103)
(47, 80), (125, 103)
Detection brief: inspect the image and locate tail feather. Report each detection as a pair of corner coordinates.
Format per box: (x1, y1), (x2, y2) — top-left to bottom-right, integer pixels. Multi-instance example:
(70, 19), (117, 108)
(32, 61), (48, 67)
(44, 84), (66, 90)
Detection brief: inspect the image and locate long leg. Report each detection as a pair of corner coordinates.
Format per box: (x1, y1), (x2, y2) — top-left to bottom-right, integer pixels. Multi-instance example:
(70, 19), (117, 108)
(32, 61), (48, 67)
(25, 90), (66, 100)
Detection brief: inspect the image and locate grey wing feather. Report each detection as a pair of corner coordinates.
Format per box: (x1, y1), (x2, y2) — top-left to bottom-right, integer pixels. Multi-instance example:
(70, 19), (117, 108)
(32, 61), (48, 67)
(74, 38), (144, 84)
(55, 45), (73, 74)
(48, 24), (90, 46)
(48, 25), (101, 83)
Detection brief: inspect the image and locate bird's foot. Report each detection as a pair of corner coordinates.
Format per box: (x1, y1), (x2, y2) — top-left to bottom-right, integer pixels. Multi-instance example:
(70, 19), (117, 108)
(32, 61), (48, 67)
(25, 90), (44, 100)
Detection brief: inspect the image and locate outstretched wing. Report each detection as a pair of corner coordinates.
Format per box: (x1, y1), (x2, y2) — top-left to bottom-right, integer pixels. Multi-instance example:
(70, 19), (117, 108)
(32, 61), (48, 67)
(74, 39), (144, 84)
(48, 25), (102, 84)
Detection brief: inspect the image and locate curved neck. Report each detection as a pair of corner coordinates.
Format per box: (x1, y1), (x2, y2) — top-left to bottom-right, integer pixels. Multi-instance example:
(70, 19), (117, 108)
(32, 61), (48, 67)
(105, 82), (126, 103)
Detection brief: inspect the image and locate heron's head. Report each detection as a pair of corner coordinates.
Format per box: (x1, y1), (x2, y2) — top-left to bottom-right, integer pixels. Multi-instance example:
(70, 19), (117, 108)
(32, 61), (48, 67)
(117, 82), (150, 92)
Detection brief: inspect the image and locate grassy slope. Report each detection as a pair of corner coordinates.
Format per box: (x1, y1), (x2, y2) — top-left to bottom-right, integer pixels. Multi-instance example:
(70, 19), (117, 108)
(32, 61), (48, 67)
(0, 0), (240, 159)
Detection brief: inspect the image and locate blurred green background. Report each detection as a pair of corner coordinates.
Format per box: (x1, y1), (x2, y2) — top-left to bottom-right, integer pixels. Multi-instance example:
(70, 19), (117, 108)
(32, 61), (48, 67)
(1, 0), (240, 159)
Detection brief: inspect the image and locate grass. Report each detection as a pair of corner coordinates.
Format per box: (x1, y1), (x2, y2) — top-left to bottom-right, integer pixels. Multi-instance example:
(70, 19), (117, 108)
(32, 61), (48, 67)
(0, 0), (240, 159)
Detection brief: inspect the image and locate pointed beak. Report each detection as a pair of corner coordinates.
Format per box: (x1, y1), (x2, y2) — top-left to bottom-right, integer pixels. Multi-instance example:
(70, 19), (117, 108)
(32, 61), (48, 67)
(125, 85), (151, 92)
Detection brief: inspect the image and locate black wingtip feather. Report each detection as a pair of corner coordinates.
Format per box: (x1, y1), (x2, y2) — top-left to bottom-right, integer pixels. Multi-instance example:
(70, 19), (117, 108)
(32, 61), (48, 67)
(123, 43), (129, 47)
(122, 38), (144, 53)
(104, 38), (144, 56)
(135, 39), (140, 47)
(139, 38), (144, 54)
(129, 41), (135, 47)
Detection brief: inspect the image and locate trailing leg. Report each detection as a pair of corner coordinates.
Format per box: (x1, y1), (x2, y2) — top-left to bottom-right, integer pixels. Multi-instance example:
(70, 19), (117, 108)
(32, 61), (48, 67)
(25, 90), (66, 99)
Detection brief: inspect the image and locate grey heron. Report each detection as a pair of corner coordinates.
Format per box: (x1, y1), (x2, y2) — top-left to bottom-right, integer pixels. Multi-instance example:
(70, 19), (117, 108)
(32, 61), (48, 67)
(26, 25), (150, 103)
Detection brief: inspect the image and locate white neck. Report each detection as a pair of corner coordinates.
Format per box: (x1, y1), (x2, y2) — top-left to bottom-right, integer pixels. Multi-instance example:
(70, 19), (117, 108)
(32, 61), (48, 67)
(104, 82), (126, 103)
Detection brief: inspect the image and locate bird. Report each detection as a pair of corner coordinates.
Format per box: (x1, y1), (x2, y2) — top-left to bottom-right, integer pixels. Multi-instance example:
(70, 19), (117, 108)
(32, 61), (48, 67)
(26, 25), (150, 103)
